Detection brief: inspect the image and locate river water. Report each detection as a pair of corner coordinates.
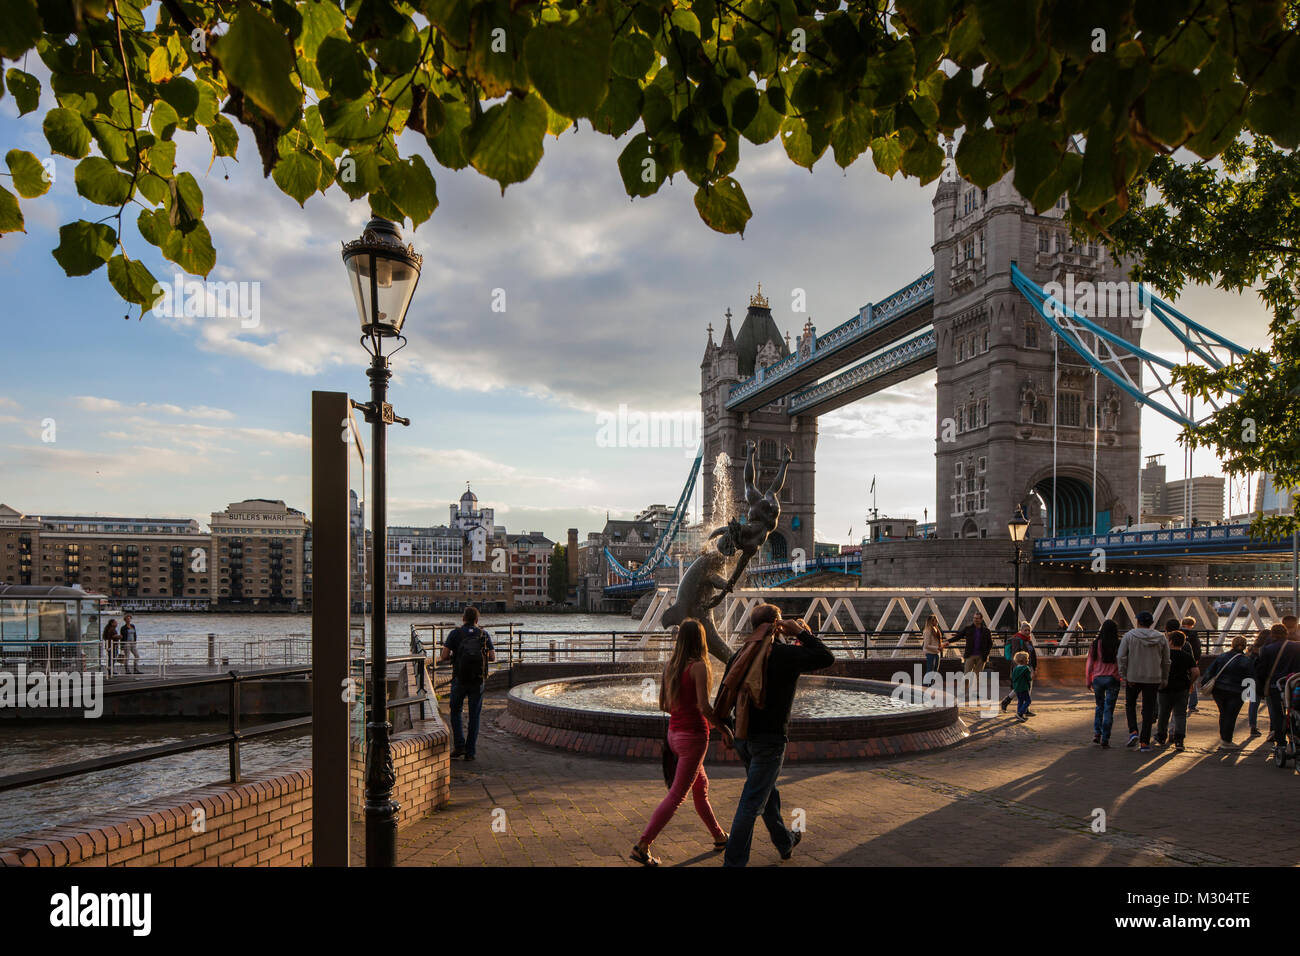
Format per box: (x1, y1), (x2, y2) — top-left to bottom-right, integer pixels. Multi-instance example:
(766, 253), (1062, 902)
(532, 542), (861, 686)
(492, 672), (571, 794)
(0, 611), (630, 842)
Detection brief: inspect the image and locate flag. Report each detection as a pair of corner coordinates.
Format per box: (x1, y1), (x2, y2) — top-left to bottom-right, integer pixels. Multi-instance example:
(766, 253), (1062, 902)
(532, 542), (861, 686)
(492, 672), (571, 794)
(869, 475), (876, 494)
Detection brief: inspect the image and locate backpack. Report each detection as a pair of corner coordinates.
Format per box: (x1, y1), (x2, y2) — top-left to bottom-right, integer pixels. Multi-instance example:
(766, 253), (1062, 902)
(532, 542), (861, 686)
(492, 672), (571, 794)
(454, 626), (489, 685)
(1004, 635), (1022, 661)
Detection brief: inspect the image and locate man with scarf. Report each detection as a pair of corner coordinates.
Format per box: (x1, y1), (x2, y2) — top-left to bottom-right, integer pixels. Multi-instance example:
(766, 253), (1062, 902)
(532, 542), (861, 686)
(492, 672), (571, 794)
(714, 603), (834, 866)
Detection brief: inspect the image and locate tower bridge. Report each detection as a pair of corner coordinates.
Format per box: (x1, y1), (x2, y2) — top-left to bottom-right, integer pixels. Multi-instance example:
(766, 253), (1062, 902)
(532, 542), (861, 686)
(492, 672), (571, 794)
(604, 167), (1255, 599)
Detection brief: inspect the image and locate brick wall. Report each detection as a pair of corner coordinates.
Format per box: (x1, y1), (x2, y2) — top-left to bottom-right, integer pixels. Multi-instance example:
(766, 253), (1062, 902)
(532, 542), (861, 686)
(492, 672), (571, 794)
(0, 717), (450, 867)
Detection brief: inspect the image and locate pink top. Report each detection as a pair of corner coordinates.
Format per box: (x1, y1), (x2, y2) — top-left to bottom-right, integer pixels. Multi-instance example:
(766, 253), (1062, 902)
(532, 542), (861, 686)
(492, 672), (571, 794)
(668, 660), (709, 734)
(1086, 642), (1120, 686)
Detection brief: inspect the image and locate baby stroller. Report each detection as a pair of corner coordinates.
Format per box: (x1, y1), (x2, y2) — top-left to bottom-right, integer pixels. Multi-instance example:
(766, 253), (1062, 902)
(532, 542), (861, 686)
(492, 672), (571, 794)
(1272, 673), (1300, 773)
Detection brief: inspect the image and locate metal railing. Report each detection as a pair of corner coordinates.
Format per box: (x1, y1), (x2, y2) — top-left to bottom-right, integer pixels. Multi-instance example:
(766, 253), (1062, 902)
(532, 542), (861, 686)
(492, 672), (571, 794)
(0, 666), (313, 794)
(0, 636), (313, 676)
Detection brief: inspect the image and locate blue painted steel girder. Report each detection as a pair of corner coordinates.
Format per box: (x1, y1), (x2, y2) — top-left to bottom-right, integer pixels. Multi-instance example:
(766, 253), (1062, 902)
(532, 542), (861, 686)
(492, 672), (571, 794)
(725, 272), (935, 414)
(786, 328), (938, 417)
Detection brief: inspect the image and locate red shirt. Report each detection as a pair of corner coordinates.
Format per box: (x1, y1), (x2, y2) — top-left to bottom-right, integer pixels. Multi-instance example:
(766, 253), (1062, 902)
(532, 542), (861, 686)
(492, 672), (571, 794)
(668, 660), (709, 734)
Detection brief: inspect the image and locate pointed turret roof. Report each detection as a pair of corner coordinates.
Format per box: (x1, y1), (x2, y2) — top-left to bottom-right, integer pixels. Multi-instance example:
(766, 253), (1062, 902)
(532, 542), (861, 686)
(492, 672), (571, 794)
(734, 286), (788, 378)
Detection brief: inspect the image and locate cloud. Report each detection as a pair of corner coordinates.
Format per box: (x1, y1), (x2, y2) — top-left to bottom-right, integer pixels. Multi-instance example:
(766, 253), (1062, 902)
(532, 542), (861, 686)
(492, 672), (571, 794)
(71, 396), (236, 420)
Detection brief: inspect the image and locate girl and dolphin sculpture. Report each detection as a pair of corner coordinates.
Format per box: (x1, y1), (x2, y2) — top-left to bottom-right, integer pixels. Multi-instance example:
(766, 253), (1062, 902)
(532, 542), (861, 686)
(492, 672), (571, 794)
(660, 440), (793, 663)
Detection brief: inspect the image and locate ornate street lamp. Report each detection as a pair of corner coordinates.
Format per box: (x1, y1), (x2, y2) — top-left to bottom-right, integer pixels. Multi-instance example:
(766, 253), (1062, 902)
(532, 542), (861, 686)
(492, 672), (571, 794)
(1007, 506), (1030, 626)
(342, 217), (421, 867)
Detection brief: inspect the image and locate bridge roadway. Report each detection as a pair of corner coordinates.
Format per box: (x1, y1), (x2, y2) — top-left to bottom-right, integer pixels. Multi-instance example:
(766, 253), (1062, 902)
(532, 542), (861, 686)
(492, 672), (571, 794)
(725, 271), (934, 414)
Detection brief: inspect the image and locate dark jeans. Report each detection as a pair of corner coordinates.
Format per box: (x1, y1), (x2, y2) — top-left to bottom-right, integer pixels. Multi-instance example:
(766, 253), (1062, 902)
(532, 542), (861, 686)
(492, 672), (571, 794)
(1213, 688), (1244, 742)
(924, 653), (940, 676)
(1156, 689), (1189, 744)
(1092, 675), (1120, 742)
(1266, 692), (1285, 743)
(724, 734), (794, 867)
(448, 679), (485, 756)
(1015, 689), (1031, 718)
(1249, 697), (1260, 731)
(1125, 682), (1159, 744)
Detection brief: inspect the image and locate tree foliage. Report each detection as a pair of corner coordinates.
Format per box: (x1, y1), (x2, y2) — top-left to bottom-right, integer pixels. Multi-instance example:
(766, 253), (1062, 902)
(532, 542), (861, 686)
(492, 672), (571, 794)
(2, 0), (1299, 312)
(547, 542), (567, 604)
(1108, 135), (1300, 537)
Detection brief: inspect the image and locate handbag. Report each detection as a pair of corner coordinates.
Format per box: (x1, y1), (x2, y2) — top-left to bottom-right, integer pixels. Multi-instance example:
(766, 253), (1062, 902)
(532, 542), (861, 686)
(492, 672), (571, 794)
(1199, 651), (1240, 694)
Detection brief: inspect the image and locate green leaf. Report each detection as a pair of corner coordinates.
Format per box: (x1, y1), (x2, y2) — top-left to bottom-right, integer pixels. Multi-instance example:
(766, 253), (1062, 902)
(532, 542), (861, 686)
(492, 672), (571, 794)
(299, 0), (347, 57)
(337, 149), (381, 199)
(158, 76), (200, 119)
(977, 0), (1037, 68)
(426, 100), (471, 169)
(108, 254), (160, 307)
(0, 0), (41, 59)
(174, 171), (205, 223)
(611, 31), (655, 79)
(208, 115), (240, 158)
(74, 156), (134, 205)
(591, 77), (642, 138)
(87, 118), (131, 165)
(779, 116), (828, 170)
(1142, 68), (1206, 145)
(43, 108), (92, 159)
(741, 92), (782, 145)
(214, 2), (301, 126)
(5, 149), (50, 198)
(1011, 119), (1058, 207)
(900, 137), (945, 183)
(523, 15), (612, 119)
(52, 220), (117, 276)
(379, 154), (439, 226)
(954, 126), (1004, 188)
(162, 220), (217, 276)
(272, 149), (322, 205)
(4, 68), (39, 115)
(693, 176), (752, 236)
(148, 46), (173, 84)
(617, 133), (662, 198)
(137, 207), (173, 247)
(0, 184), (23, 234)
(317, 35), (371, 100)
(151, 101), (181, 139)
(319, 97), (386, 145)
(1247, 91), (1300, 150)
(869, 135), (903, 177)
(830, 106), (872, 169)
(464, 92), (547, 193)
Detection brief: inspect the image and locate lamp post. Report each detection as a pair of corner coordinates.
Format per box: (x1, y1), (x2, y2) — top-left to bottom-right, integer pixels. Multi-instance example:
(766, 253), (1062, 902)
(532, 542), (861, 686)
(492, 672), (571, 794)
(342, 217), (422, 867)
(1007, 506), (1030, 626)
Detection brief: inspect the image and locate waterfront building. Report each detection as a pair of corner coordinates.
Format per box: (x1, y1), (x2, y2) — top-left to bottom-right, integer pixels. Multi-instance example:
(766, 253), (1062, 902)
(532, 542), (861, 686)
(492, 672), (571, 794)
(0, 504), (212, 608)
(1138, 454), (1225, 526)
(210, 499), (307, 609)
(865, 517), (919, 542)
(506, 531), (554, 606)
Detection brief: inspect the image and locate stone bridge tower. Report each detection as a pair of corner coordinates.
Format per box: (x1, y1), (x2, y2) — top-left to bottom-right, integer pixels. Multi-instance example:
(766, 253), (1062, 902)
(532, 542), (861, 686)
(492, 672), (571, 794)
(931, 168), (1143, 539)
(700, 288), (818, 561)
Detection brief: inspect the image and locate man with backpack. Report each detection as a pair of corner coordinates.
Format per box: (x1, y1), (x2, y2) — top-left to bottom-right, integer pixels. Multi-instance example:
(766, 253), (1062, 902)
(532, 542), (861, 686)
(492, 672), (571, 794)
(438, 606), (496, 761)
(1000, 622), (1038, 714)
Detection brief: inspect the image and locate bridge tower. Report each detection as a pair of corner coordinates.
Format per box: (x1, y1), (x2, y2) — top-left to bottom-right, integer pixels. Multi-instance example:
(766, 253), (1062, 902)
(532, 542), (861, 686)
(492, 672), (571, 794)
(931, 168), (1143, 539)
(700, 289), (818, 560)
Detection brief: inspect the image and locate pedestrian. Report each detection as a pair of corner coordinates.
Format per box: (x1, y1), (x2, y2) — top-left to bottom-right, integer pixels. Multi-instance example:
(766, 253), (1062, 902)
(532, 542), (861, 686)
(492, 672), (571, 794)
(1199, 634), (1255, 749)
(101, 618), (119, 676)
(630, 619), (731, 866)
(1246, 629), (1270, 737)
(437, 606), (496, 761)
(921, 614), (945, 677)
(1010, 651), (1033, 721)
(1255, 622), (1300, 749)
(1000, 622), (1037, 713)
(1179, 616), (1203, 714)
(1086, 619), (1122, 748)
(119, 614), (141, 675)
(714, 603), (834, 867)
(1118, 611), (1170, 753)
(957, 612), (992, 675)
(1284, 614), (1299, 641)
(1154, 631), (1198, 751)
(1057, 616), (1080, 652)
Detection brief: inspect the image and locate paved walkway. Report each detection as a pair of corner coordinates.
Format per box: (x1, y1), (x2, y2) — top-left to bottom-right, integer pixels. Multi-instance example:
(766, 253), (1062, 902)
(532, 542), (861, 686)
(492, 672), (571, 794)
(384, 689), (1296, 867)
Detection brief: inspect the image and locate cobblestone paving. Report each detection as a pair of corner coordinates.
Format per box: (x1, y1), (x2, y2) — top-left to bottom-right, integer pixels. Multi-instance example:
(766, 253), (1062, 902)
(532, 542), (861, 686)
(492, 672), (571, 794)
(382, 688), (1297, 867)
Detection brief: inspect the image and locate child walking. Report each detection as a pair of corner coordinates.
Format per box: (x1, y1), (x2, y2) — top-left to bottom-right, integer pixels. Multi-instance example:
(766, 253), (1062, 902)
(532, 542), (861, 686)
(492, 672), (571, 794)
(1011, 650), (1033, 722)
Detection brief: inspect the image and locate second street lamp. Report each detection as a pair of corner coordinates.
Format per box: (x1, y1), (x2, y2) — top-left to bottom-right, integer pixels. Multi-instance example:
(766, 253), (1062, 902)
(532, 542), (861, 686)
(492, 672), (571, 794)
(1007, 506), (1030, 627)
(342, 216), (422, 867)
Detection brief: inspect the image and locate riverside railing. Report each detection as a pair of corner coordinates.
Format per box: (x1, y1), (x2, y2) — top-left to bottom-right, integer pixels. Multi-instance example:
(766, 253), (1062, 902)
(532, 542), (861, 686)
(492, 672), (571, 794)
(0, 666), (313, 794)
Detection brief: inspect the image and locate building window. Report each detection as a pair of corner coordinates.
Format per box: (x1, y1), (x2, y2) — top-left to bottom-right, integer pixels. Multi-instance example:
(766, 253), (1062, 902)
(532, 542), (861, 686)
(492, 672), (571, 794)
(1025, 321), (1039, 349)
(967, 404), (978, 430)
(954, 461), (963, 479)
(957, 339), (965, 362)
(962, 236), (975, 261)
(979, 400), (988, 427)
(1038, 228), (1050, 253)
(1032, 400), (1048, 424)
(1060, 392), (1082, 427)
(963, 189), (977, 216)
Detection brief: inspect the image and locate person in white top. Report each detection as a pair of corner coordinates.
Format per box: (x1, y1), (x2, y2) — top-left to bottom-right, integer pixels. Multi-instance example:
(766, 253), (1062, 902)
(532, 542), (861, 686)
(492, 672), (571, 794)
(922, 614), (946, 676)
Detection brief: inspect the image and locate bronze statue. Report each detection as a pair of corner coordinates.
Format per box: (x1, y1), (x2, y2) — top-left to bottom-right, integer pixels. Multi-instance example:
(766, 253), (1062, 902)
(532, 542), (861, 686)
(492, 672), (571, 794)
(662, 441), (792, 663)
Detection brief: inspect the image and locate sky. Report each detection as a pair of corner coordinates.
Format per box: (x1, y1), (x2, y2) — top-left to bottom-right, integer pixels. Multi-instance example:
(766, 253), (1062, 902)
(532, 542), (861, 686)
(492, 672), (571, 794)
(0, 80), (1277, 543)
